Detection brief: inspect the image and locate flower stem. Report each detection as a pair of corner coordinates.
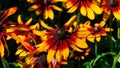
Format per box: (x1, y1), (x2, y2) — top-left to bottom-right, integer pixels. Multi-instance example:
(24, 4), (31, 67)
(95, 41), (98, 57)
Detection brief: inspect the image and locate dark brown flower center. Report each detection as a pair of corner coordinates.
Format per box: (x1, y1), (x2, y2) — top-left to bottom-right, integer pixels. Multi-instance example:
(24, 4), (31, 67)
(36, 0), (51, 6)
(92, 27), (101, 34)
(108, 0), (118, 7)
(55, 28), (70, 40)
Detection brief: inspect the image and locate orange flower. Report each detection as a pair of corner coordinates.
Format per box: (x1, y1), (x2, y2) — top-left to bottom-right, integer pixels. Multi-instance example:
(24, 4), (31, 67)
(35, 15), (89, 64)
(102, 0), (120, 20)
(7, 15), (39, 35)
(81, 21), (113, 42)
(64, 0), (102, 20)
(27, 0), (66, 20)
(0, 7), (18, 58)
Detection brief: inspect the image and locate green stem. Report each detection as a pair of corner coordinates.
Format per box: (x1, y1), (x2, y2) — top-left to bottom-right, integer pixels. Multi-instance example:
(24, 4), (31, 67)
(112, 51), (120, 68)
(95, 42), (98, 57)
(109, 12), (114, 52)
(90, 52), (116, 67)
(1, 58), (9, 68)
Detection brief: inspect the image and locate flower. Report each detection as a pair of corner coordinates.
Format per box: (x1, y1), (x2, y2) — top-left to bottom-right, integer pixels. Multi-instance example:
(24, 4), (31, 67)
(6, 15), (39, 35)
(27, 0), (66, 20)
(72, 48), (90, 60)
(0, 7), (18, 58)
(34, 15), (89, 64)
(16, 45), (48, 68)
(6, 14), (40, 53)
(81, 20), (113, 42)
(64, 0), (102, 20)
(102, 0), (120, 20)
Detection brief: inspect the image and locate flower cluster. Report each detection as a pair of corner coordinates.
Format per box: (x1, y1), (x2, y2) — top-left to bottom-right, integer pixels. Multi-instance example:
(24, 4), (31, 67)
(0, 0), (118, 68)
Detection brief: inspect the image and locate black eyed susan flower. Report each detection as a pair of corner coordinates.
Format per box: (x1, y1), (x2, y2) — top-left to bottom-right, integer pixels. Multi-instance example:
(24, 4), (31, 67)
(80, 20), (113, 42)
(7, 14), (40, 35)
(64, 0), (102, 20)
(0, 7), (18, 58)
(72, 48), (90, 60)
(102, 0), (120, 20)
(34, 15), (89, 64)
(27, 0), (66, 20)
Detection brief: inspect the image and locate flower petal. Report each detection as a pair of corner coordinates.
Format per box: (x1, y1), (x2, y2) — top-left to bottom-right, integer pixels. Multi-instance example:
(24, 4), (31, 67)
(90, 3), (102, 14)
(67, 2), (79, 13)
(64, 15), (77, 28)
(18, 15), (23, 25)
(0, 40), (4, 58)
(40, 20), (54, 30)
(112, 9), (120, 20)
(86, 7), (95, 20)
(80, 3), (87, 16)
(48, 7), (54, 20)
(25, 18), (32, 25)
(52, 5), (63, 11)
(47, 49), (56, 63)
(28, 5), (40, 11)
(0, 7), (18, 24)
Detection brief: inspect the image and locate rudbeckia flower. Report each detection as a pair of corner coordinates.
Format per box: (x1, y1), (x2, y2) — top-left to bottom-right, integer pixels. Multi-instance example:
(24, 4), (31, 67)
(16, 45), (48, 68)
(0, 7), (18, 58)
(35, 15), (89, 64)
(64, 0), (102, 20)
(81, 20), (113, 42)
(27, 0), (66, 20)
(7, 14), (40, 35)
(102, 0), (120, 20)
(72, 48), (90, 60)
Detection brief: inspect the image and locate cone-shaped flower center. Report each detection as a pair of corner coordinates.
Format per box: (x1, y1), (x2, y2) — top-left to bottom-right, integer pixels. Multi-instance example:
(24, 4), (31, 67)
(92, 27), (101, 34)
(36, 0), (50, 6)
(108, 0), (118, 7)
(55, 28), (70, 40)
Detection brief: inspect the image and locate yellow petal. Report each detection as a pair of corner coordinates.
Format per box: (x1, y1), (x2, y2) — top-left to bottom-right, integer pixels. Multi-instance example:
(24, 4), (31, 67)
(25, 18), (32, 25)
(70, 44), (83, 52)
(35, 9), (42, 15)
(75, 39), (88, 48)
(67, 2), (79, 13)
(96, 36), (101, 42)
(15, 49), (23, 55)
(80, 4), (87, 16)
(62, 47), (69, 60)
(47, 49), (56, 63)
(113, 9), (120, 20)
(56, 50), (61, 63)
(48, 7), (54, 20)
(19, 51), (27, 57)
(99, 21), (105, 27)
(27, 0), (36, 3)
(30, 23), (40, 30)
(0, 40), (4, 58)
(18, 15), (23, 25)
(90, 3), (102, 14)
(44, 7), (49, 19)
(52, 5), (62, 11)
(36, 42), (49, 52)
(28, 5), (40, 11)
(6, 28), (14, 33)
(105, 28), (113, 31)
(64, 1), (73, 9)
(40, 20), (54, 30)
(64, 15), (77, 27)
(86, 7), (95, 20)
(87, 35), (95, 42)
